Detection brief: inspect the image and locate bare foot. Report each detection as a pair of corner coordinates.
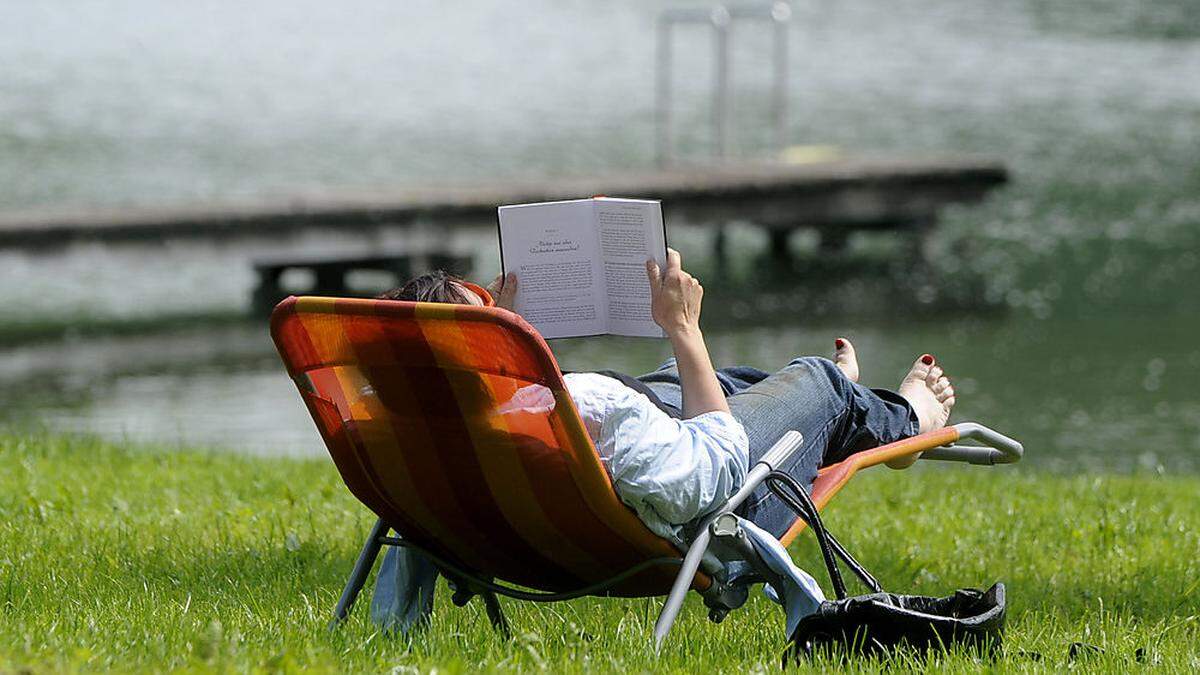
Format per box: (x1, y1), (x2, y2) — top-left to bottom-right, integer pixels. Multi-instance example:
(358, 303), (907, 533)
(833, 337), (859, 383)
(888, 354), (956, 469)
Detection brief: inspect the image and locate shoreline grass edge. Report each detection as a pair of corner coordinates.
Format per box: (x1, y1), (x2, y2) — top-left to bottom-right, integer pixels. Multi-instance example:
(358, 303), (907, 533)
(2, 432), (1197, 672)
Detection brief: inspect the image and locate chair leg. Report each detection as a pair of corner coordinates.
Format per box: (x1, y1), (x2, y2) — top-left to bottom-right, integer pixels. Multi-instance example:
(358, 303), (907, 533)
(653, 526), (713, 650)
(329, 517), (389, 629)
(481, 591), (511, 639)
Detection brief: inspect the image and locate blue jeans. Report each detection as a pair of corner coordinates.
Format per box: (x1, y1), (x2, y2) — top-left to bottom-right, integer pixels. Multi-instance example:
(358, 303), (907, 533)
(639, 356), (919, 538)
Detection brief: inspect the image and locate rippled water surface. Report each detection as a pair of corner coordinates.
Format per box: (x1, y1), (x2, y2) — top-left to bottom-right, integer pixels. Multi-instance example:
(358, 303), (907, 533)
(4, 310), (1196, 473)
(1, 0), (1198, 472)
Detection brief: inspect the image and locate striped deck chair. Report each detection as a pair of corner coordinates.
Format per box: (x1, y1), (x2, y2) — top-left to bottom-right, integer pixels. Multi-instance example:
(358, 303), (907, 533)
(269, 288), (1023, 646)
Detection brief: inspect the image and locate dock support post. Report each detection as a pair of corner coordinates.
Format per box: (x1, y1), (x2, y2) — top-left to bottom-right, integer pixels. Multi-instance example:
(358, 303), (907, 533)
(252, 267), (284, 316)
(768, 229), (793, 266)
(656, 17), (674, 167)
(771, 2), (791, 155)
(315, 266), (348, 297)
(712, 6), (731, 161)
(818, 228), (850, 254)
(712, 224), (729, 275)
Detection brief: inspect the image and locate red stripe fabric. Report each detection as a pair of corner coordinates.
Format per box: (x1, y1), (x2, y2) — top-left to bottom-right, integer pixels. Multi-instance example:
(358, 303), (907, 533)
(270, 295), (706, 595)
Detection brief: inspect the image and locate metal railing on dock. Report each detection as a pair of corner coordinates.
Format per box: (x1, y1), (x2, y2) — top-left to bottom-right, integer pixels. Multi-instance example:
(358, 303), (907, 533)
(656, 2), (792, 166)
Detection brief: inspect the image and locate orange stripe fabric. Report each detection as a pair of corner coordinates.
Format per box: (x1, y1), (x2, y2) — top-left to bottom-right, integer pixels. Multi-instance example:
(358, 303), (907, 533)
(368, 307), (572, 581)
(429, 318), (614, 579)
(270, 295), (706, 595)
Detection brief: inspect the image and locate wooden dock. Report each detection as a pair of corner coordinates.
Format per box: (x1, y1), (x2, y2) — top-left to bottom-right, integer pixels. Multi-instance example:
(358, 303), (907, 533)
(0, 158), (1007, 256)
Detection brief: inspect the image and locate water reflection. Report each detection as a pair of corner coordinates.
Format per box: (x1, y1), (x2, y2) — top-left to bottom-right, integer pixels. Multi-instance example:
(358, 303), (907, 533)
(2, 311), (1195, 473)
(2, 0), (1198, 473)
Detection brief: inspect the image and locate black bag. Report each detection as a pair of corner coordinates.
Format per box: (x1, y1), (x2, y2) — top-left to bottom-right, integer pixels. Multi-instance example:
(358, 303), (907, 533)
(790, 583), (1006, 659)
(764, 472), (1006, 663)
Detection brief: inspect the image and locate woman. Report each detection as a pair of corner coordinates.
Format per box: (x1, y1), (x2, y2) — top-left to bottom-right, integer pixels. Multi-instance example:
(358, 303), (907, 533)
(370, 249), (955, 632)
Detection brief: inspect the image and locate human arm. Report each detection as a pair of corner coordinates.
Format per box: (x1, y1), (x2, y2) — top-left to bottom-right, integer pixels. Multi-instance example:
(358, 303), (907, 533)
(645, 248), (728, 419)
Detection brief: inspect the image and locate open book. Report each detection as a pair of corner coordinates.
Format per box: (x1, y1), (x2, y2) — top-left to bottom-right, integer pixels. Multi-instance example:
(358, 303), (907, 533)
(498, 197), (667, 339)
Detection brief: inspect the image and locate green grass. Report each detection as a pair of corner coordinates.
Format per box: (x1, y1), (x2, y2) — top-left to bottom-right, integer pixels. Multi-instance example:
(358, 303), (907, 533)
(2, 433), (1198, 673)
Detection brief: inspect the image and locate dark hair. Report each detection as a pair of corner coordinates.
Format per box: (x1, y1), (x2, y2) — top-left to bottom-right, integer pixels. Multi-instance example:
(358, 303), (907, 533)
(377, 270), (474, 304)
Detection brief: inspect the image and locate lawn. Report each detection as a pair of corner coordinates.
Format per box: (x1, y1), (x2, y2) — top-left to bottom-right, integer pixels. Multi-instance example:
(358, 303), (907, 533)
(2, 433), (1197, 672)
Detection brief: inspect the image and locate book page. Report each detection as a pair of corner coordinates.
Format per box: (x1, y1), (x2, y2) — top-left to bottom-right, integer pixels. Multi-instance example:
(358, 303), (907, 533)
(594, 198), (667, 338)
(498, 200), (606, 339)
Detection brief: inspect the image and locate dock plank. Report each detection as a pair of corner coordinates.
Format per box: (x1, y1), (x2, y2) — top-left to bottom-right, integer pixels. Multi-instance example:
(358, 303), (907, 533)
(0, 158), (1006, 249)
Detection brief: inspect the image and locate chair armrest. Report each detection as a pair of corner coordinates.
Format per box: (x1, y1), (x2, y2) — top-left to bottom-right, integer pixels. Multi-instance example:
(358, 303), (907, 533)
(920, 422), (1024, 465)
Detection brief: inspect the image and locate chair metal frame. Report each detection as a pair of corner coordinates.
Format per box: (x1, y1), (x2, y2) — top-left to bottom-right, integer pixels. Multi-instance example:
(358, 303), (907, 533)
(325, 422), (1023, 647)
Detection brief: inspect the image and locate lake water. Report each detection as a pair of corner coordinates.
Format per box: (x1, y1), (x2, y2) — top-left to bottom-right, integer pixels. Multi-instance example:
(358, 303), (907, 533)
(1, 0), (1198, 472)
(4, 309), (1198, 474)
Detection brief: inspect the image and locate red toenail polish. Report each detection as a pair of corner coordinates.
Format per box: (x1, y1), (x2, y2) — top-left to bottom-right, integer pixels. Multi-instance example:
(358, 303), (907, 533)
(835, 339), (845, 349)
(921, 354), (934, 365)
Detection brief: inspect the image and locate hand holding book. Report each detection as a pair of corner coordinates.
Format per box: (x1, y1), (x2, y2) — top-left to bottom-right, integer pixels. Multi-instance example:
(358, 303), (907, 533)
(646, 247), (729, 417)
(487, 272), (519, 311)
(645, 248), (703, 337)
(493, 233), (726, 417)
